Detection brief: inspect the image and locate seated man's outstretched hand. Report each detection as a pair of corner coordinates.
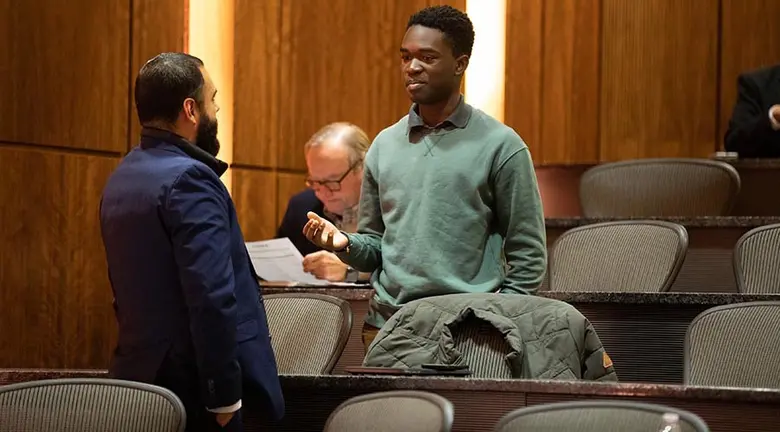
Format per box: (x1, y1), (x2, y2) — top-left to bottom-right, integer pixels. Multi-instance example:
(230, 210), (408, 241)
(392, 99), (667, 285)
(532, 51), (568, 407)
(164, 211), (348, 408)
(303, 212), (349, 251)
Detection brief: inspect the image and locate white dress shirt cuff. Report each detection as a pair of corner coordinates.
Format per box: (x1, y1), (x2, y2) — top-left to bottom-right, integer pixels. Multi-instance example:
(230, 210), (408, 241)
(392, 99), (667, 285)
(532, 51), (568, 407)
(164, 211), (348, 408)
(769, 108), (780, 131)
(207, 399), (242, 414)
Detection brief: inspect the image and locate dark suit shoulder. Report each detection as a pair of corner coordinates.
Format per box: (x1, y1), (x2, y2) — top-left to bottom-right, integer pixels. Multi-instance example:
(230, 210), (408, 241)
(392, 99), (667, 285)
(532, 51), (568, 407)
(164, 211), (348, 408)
(741, 64), (780, 86)
(277, 189), (325, 255)
(278, 189), (323, 231)
(173, 157), (223, 186)
(286, 188), (321, 211)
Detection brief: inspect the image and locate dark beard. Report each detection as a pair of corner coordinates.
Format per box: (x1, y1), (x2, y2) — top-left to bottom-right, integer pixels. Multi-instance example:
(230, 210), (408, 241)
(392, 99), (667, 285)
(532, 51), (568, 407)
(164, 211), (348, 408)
(195, 115), (220, 157)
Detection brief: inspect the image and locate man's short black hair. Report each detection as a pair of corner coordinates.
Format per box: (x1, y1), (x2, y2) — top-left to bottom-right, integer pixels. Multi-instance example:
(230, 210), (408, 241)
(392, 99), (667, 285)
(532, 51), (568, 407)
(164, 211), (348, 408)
(407, 5), (475, 57)
(134, 52), (205, 124)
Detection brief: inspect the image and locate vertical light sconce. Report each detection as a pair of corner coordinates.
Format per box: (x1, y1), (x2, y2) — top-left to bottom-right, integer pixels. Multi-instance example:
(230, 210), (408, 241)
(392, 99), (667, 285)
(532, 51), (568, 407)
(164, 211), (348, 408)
(188, 0), (235, 194)
(464, 0), (507, 122)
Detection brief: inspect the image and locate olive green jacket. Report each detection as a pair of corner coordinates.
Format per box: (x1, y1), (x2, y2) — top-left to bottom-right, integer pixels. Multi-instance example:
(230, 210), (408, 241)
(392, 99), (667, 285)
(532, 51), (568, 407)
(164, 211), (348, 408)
(363, 293), (618, 381)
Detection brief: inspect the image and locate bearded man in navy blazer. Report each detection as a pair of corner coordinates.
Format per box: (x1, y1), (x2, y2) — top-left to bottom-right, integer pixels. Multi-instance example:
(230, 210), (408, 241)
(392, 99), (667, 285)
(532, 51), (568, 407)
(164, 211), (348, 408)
(100, 52), (284, 431)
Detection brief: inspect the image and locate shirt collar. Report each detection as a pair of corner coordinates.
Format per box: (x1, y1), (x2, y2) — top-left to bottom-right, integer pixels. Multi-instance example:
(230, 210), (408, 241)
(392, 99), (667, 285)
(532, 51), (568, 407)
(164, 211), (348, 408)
(407, 94), (472, 134)
(323, 202), (359, 226)
(140, 126), (228, 176)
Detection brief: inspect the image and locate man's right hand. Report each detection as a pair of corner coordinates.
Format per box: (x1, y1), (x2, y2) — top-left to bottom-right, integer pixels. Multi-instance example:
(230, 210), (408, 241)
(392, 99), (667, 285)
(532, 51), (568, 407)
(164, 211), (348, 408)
(771, 105), (780, 125)
(302, 212), (349, 251)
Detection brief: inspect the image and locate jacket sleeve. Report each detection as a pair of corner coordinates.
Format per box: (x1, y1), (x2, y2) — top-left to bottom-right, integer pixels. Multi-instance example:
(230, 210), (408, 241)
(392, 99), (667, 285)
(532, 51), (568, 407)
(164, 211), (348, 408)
(724, 73), (780, 157)
(494, 143), (547, 294)
(337, 144), (383, 272)
(165, 165), (242, 409)
(581, 320), (618, 381)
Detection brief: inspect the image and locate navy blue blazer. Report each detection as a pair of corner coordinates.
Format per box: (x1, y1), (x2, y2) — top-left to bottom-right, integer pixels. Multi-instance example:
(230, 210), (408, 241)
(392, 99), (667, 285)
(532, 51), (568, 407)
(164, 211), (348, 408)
(276, 189), (333, 256)
(100, 128), (284, 420)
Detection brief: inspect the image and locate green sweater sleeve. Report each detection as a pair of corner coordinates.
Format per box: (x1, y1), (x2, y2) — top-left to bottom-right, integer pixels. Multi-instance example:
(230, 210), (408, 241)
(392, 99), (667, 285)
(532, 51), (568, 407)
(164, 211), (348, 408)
(494, 144), (547, 294)
(336, 147), (383, 272)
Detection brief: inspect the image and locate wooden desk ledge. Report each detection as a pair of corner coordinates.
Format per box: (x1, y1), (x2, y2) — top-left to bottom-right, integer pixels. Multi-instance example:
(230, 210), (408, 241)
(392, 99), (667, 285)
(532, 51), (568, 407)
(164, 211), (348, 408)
(3, 369), (779, 406)
(260, 286), (780, 306)
(545, 216), (780, 229)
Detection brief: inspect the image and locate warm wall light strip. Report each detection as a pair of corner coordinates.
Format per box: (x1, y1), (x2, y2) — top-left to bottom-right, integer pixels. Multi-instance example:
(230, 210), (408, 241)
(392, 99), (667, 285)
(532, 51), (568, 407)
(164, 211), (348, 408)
(188, 0), (235, 194)
(464, 0), (506, 122)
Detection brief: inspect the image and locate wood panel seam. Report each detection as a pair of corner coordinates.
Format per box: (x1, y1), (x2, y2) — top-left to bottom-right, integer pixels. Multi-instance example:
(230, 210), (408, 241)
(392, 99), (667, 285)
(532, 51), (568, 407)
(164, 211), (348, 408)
(127, 0), (135, 154)
(596, 0), (604, 162)
(231, 164), (306, 175)
(714, 0), (723, 152)
(0, 141), (123, 158)
(538, 0), (546, 162)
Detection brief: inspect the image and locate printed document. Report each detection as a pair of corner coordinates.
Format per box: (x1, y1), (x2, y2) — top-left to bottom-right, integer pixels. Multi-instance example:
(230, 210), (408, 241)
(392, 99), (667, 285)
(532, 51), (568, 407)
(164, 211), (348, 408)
(245, 238), (363, 286)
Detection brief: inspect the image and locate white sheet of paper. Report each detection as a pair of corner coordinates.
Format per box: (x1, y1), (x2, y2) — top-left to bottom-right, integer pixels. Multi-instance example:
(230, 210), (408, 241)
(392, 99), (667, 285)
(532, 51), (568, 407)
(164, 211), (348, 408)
(245, 238), (362, 286)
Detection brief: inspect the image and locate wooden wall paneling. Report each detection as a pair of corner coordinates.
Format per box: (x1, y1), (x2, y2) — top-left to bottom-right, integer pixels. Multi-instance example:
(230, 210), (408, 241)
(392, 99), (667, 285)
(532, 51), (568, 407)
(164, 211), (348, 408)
(426, 0), (466, 6)
(232, 168), (279, 242)
(129, 0), (188, 151)
(540, 0), (600, 164)
(233, 0), (282, 168)
(505, 0), (599, 165)
(599, 0), (719, 161)
(0, 0), (129, 153)
(276, 0), (465, 172)
(0, 147), (119, 368)
(719, 0), (780, 148)
(504, 0), (543, 160)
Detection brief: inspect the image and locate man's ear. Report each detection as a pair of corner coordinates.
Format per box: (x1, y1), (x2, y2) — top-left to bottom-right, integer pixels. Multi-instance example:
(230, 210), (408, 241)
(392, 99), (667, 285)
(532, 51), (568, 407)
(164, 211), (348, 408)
(454, 54), (469, 76)
(182, 98), (198, 125)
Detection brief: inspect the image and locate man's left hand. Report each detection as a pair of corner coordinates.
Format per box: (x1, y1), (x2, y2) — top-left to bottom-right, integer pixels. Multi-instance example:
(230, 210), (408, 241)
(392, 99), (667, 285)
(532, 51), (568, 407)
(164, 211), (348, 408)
(302, 250), (348, 281)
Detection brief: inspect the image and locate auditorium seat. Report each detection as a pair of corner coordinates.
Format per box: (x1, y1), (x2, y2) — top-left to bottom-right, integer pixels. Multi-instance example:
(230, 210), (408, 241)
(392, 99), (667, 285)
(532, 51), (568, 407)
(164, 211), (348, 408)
(685, 301), (780, 389)
(548, 220), (688, 292)
(493, 400), (709, 432)
(579, 158), (740, 217)
(452, 318), (513, 379)
(0, 378), (185, 431)
(733, 223), (780, 293)
(323, 390), (453, 432)
(265, 293), (352, 374)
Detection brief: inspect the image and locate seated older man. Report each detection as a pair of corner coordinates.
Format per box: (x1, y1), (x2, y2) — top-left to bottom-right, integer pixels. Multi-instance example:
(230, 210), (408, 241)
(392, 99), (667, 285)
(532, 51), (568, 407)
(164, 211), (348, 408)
(277, 122), (371, 283)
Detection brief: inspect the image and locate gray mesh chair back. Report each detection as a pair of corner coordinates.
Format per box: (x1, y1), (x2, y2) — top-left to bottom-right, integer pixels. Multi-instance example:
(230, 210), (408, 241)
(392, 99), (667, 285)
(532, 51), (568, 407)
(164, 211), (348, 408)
(451, 317), (513, 378)
(324, 390), (454, 432)
(0, 378), (185, 432)
(734, 224), (780, 293)
(685, 301), (780, 389)
(493, 400), (709, 432)
(265, 293), (352, 374)
(580, 158), (740, 217)
(549, 221), (688, 292)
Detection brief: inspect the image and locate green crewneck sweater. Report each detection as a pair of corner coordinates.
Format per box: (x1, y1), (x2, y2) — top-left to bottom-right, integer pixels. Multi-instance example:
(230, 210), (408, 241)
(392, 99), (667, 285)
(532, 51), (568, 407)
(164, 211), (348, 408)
(338, 97), (547, 328)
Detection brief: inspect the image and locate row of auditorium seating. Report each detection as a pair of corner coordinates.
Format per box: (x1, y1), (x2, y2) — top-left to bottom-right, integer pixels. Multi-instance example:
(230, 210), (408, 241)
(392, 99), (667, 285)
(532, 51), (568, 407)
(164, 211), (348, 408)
(264, 292), (780, 391)
(325, 390), (710, 432)
(0, 378), (712, 431)
(2, 294), (776, 429)
(548, 220), (780, 293)
(578, 158), (741, 217)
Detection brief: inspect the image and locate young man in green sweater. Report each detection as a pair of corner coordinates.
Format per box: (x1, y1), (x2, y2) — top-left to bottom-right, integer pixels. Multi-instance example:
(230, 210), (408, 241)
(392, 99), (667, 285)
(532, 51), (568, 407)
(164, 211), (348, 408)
(304, 5), (547, 348)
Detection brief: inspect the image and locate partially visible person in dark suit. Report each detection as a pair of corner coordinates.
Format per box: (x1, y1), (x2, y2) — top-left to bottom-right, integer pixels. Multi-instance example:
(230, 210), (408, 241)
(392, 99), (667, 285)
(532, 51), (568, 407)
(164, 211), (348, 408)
(276, 123), (371, 283)
(99, 52), (284, 431)
(725, 64), (780, 157)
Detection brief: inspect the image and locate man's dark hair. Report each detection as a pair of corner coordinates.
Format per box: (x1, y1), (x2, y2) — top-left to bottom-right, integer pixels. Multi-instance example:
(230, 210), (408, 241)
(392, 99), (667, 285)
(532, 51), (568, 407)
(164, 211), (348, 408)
(134, 52), (205, 124)
(407, 5), (475, 57)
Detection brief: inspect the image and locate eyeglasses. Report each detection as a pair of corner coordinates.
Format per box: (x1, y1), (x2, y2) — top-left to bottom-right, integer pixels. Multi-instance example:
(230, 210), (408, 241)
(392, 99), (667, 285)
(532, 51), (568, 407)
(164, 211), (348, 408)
(305, 160), (362, 192)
